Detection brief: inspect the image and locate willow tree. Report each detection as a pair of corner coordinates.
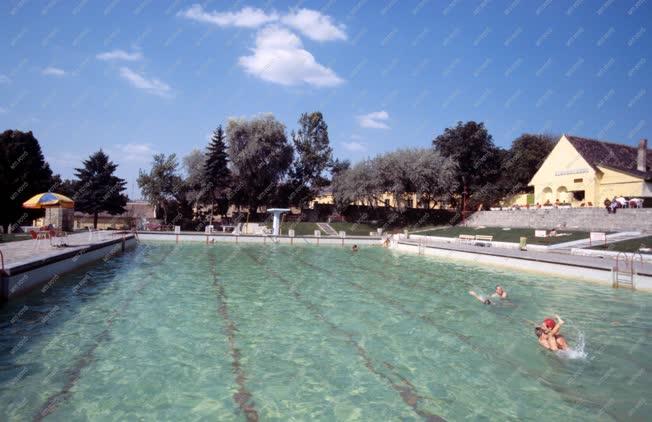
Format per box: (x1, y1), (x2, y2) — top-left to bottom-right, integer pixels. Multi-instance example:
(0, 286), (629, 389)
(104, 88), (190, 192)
(226, 114), (293, 215)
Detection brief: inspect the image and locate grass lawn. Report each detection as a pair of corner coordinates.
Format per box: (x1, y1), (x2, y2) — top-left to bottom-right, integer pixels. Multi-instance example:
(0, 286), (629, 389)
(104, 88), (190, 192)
(0, 233), (31, 243)
(264, 221), (320, 236)
(589, 236), (652, 254)
(415, 226), (591, 245)
(328, 222), (380, 236)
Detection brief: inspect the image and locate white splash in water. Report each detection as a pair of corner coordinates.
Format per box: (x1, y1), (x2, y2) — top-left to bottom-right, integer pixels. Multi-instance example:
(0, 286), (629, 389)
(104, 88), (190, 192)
(558, 330), (587, 360)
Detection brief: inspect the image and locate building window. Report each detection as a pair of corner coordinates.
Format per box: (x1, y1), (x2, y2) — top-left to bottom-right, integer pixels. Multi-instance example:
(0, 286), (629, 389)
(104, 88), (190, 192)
(572, 191), (585, 201)
(384, 199), (390, 207)
(574, 178), (583, 183)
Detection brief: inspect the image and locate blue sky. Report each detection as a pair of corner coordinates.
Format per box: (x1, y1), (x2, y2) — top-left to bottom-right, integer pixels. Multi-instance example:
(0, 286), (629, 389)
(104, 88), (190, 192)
(1, 1), (650, 198)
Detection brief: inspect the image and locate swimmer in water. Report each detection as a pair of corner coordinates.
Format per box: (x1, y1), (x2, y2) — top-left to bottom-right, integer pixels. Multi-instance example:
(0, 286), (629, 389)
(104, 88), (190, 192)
(491, 285), (507, 299)
(352, 244), (359, 252)
(536, 315), (569, 351)
(468, 290), (492, 305)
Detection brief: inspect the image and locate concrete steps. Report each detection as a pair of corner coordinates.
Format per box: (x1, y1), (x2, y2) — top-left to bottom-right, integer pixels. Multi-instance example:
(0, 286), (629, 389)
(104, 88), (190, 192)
(316, 222), (338, 236)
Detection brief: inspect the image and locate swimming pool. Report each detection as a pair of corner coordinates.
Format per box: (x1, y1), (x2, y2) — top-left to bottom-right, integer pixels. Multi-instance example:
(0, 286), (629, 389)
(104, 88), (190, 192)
(1, 242), (650, 421)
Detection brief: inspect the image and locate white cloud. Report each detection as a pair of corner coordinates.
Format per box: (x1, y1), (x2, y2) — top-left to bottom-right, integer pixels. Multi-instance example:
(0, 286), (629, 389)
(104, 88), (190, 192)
(281, 9), (346, 41)
(118, 67), (172, 98)
(342, 141), (366, 152)
(238, 26), (343, 87)
(96, 49), (143, 61)
(357, 111), (390, 129)
(0, 74), (10, 84)
(178, 4), (278, 28)
(42, 66), (66, 77)
(116, 143), (156, 162)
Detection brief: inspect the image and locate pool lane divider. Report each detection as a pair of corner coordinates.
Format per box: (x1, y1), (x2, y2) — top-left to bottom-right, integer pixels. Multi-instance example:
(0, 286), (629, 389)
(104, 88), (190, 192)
(281, 249), (617, 416)
(207, 249), (259, 422)
(33, 244), (176, 421)
(241, 248), (447, 422)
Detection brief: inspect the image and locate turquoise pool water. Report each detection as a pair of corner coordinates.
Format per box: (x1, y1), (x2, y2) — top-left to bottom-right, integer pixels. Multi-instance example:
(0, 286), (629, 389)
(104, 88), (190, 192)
(1, 242), (650, 421)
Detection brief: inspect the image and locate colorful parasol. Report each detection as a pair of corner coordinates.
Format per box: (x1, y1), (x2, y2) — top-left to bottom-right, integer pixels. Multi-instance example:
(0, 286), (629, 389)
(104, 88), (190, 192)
(22, 192), (75, 209)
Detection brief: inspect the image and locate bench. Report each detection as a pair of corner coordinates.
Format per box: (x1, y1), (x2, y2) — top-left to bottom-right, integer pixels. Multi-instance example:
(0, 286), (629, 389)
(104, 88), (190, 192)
(474, 235), (493, 246)
(458, 234), (476, 243)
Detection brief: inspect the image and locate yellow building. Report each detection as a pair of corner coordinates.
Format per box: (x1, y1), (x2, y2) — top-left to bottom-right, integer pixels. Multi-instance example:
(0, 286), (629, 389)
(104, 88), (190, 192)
(529, 135), (651, 207)
(310, 189), (440, 209)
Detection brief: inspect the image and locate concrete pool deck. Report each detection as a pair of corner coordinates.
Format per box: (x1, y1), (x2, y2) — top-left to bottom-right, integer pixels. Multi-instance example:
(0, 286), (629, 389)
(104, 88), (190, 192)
(394, 236), (652, 291)
(0, 231), (137, 300)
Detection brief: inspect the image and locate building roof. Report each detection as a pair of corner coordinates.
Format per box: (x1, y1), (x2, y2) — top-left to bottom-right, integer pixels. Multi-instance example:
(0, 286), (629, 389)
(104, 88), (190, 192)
(565, 134), (652, 180)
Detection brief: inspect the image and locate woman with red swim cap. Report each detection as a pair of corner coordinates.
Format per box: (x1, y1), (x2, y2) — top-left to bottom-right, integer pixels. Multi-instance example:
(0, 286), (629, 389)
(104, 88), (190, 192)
(536, 315), (569, 351)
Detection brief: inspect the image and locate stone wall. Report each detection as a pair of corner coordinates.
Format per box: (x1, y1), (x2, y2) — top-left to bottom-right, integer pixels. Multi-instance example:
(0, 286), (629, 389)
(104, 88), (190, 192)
(465, 208), (652, 232)
(44, 207), (74, 231)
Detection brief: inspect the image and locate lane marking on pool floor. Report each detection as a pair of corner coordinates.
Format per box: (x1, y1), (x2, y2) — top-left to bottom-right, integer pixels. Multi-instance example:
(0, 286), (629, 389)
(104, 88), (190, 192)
(279, 248), (616, 417)
(207, 249), (259, 422)
(241, 248), (447, 422)
(33, 244), (177, 421)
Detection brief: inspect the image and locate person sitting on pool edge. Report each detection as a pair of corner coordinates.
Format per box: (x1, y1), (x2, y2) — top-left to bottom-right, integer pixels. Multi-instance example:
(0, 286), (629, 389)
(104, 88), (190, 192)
(535, 315), (569, 351)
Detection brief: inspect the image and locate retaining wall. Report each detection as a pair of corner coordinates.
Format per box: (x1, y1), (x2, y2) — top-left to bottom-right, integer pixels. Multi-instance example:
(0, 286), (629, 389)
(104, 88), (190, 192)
(1, 236), (138, 300)
(394, 241), (652, 291)
(138, 231), (383, 246)
(465, 208), (652, 232)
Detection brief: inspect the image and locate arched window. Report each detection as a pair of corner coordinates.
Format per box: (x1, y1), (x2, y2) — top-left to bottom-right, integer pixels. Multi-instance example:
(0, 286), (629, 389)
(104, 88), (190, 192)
(557, 186), (568, 203)
(542, 187), (553, 204)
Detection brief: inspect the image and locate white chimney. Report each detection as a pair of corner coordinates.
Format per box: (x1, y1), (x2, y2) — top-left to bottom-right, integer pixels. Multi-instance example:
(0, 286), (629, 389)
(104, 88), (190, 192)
(638, 139), (648, 172)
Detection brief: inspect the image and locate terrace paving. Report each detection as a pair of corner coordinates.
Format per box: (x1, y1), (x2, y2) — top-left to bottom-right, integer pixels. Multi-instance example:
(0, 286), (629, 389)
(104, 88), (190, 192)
(0, 231), (128, 272)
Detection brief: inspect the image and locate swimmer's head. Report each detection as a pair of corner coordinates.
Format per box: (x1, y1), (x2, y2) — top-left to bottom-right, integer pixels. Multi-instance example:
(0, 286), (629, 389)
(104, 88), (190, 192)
(543, 318), (556, 330)
(535, 327), (544, 338)
(495, 285), (504, 294)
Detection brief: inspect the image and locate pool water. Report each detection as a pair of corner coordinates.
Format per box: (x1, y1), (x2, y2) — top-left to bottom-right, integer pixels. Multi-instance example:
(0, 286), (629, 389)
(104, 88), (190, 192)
(1, 243), (650, 421)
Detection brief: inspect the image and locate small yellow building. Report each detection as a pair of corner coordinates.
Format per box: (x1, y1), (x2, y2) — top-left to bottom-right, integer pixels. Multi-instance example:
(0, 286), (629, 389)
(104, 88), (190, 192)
(529, 135), (651, 206)
(310, 189), (441, 209)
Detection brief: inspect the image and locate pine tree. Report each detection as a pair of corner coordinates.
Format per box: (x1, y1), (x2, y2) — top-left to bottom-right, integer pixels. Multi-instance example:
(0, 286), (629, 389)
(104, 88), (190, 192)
(203, 125), (230, 221)
(74, 150), (128, 228)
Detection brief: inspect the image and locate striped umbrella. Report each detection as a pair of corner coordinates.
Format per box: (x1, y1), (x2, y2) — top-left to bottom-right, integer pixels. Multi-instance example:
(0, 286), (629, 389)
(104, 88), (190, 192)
(22, 192), (75, 209)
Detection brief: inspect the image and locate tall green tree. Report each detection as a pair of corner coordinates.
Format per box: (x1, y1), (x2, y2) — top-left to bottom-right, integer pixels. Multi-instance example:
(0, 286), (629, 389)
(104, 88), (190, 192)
(137, 154), (183, 225)
(49, 174), (78, 198)
(432, 121), (503, 207)
(0, 130), (54, 233)
(502, 133), (556, 194)
(203, 125), (231, 220)
(182, 149), (207, 215)
(226, 114), (293, 215)
(288, 112), (334, 207)
(74, 150), (128, 229)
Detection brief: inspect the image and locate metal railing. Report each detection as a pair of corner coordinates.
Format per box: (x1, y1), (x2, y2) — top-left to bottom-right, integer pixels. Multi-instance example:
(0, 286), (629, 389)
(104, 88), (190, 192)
(612, 252), (637, 289)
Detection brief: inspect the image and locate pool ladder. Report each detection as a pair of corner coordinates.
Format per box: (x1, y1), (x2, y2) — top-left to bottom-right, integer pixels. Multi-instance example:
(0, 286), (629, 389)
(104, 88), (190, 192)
(417, 238), (425, 255)
(612, 252), (642, 290)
